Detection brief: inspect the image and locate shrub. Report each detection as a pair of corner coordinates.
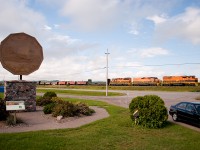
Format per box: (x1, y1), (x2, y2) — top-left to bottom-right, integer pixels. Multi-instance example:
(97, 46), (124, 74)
(36, 96), (54, 106)
(43, 91), (57, 99)
(43, 103), (56, 114)
(51, 97), (64, 103)
(129, 95), (168, 128)
(75, 102), (95, 116)
(0, 98), (9, 121)
(52, 101), (76, 117)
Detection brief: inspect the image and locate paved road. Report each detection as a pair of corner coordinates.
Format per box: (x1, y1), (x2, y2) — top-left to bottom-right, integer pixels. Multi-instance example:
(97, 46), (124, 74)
(38, 89), (200, 132)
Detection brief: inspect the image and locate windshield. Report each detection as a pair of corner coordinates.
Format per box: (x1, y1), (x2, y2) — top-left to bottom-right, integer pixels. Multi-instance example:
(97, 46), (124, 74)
(195, 104), (200, 113)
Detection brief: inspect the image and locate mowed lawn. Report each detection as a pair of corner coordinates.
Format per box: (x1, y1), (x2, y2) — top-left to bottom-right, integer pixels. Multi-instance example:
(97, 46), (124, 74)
(37, 85), (200, 92)
(0, 98), (200, 150)
(37, 88), (125, 96)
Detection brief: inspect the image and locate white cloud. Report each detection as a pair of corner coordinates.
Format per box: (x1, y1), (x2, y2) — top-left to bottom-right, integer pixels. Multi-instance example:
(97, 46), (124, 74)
(129, 23), (140, 35)
(43, 25), (52, 31)
(140, 47), (169, 58)
(0, 0), (46, 39)
(0, 0), (100, 81)
(60, 0), (125, 31)
(59, 0), (179, 34)
(155, 7), (200, 44)
(128, 47), (169, 58)
(147, 15), (167, 25)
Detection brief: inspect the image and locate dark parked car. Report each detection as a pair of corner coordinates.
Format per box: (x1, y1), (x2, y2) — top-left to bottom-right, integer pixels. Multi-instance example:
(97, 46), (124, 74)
(169, 102), (200, 127)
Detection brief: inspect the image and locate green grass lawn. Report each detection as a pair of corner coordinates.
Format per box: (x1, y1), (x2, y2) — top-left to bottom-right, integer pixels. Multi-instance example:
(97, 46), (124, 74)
(37, 89), (125, 96)
(37, 85), (200, 92)
(0, 93), (3, 99)
(0, 98), (200, 150)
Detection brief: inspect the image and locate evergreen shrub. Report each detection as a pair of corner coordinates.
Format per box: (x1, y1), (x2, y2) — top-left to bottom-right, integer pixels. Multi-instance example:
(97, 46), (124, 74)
(129, 95), (168, 128)
(43, 103), (56, 114)
(43, 91), (57, 99)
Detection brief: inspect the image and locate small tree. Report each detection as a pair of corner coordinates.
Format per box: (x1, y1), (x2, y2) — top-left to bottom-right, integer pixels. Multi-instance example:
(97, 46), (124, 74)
(129, 95), (168, 128)
(43, 91), (57, 98)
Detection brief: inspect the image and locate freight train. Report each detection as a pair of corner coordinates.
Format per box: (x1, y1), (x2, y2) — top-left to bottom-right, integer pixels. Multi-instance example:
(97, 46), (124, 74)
(37, 75), (199, 86)
(37, 79), (108, 86)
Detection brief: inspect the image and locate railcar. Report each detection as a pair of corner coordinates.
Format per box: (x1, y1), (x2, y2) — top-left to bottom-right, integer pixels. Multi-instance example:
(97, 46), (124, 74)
(67, 81), (76, 85)
(162, 76), (198, 86)
(58, 81), (67, 85)
(132, 77), (160, 86)
(76, 81), (88, 85)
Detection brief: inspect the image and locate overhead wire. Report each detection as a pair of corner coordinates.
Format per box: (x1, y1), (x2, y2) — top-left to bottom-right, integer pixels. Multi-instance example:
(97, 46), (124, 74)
(111, 62), (200, 68)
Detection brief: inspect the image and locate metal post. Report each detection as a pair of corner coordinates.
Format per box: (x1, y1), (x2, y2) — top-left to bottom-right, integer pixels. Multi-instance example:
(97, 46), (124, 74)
(20, 75), (22, 80)
(14, 111), (17, 125)
(105, 49), (110, 96)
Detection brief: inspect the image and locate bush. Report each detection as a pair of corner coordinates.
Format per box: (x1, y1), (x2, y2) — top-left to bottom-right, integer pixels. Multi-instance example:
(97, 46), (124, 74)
(36, 96), (54, 106)
(0, 98), (9, 121)
(43, 91), (57, 99)
(43, 103), (56, 114)
(75, 102), (95, 116)
(51, 97), (64, 103)
(129, 95), (168, 128)
(52, 101), (76, 117)
(51, 100), (95, 117)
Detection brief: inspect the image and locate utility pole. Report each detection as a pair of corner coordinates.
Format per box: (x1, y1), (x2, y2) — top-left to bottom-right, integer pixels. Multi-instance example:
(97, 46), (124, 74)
(105, 49), (110, 96)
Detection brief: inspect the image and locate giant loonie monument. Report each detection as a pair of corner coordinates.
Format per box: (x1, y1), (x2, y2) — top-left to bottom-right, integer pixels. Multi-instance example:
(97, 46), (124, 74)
(0, 32), (43, 111)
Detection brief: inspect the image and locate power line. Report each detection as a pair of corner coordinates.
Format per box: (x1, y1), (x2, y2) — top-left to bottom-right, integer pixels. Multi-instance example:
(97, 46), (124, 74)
(112, 62), (200, 68)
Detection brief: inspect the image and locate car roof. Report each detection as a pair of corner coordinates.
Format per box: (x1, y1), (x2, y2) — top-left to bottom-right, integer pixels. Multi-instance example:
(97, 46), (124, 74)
(178, 102), (200, 105)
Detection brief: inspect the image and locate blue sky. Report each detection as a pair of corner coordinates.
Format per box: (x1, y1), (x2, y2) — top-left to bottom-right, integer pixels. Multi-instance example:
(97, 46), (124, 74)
(0, 0), (200, 81)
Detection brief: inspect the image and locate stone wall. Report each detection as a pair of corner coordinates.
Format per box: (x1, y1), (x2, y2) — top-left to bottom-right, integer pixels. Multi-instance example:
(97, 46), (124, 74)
(4, 80), (36, 112)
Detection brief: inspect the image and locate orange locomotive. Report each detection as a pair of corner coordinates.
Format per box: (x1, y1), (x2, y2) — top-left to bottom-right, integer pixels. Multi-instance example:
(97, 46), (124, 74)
(162, 76), (198, 86)
(132, 77), (160, 86)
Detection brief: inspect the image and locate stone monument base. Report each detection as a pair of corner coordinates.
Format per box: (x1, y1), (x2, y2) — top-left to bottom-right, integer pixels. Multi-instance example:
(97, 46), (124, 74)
(4, 80), (36, 112)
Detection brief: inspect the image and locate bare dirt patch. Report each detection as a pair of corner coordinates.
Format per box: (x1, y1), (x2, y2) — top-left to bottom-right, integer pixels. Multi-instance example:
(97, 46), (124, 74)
(0, 106), (109, 133)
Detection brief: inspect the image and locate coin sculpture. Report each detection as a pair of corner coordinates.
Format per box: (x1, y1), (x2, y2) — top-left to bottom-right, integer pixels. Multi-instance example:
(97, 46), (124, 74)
(0, 32), (43, 75)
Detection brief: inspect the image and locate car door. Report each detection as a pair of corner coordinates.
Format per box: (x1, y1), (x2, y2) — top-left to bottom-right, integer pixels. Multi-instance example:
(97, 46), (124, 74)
(185, 104), (198, 123)
(176, 102), (187, 120)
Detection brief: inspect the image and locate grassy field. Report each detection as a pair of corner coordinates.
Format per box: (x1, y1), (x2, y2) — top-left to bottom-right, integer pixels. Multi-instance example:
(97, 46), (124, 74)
(37, 89), (125, 96)
(0, 98), (200, 150)
(0, 93), (3, 99)
(37, 85), (200, 92)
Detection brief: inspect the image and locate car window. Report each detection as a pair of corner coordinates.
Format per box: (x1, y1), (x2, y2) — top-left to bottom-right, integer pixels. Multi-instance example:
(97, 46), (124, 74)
(186, 104), (195, 112)
(195, 105), (200, 113)
(177, 103), (187, 109)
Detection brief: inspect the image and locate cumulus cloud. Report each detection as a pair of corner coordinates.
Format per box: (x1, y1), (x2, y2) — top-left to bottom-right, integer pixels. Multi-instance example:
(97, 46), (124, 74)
(139, 47), (169, 58)
(60, 0), (177, 32)
(60, 0), (124, 31)
(43, 25), (52, 31)
(0, 0), (46, 39)
(155, 7), (200, 44)
(0, 0), (101, 81)
(128, 47), (169, 58)
(147, 14), (167, 25)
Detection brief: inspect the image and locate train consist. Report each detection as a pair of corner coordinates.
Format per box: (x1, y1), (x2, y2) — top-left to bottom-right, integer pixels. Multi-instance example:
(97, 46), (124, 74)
(37, 79), (107, 86)
(37, 75), (199, 86)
